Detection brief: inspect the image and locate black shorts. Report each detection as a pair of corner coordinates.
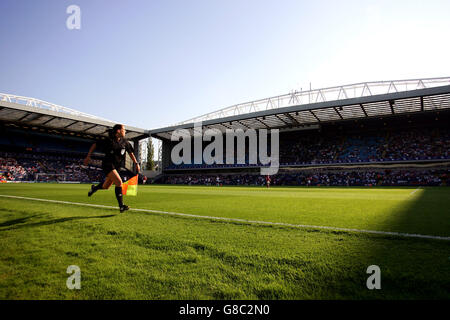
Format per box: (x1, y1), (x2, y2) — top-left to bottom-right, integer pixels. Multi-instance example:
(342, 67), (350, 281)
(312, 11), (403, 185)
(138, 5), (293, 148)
(102, 162), (118, 175)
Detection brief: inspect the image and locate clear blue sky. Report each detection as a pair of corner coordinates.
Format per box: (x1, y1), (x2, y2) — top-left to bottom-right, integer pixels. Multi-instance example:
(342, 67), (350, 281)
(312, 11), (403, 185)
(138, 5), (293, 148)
(1, 0), (450, 130)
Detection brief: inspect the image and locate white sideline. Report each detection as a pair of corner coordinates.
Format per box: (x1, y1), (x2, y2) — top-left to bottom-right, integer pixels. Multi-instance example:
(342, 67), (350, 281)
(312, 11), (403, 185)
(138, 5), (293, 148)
(1, 194), (449, 241)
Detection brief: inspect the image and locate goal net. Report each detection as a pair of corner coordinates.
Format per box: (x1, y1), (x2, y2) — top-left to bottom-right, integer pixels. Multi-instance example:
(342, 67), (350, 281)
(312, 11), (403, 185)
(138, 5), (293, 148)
(35, 173), (67, 183)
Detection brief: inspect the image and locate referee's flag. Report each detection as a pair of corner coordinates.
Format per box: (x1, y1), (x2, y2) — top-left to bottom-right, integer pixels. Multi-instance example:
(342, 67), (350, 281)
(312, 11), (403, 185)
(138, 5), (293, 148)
(122, 175), (138, 196)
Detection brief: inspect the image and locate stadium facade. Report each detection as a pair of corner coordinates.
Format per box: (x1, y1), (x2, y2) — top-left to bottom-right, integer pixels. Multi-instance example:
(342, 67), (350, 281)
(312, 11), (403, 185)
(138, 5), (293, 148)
(1, 77), (450, 186)
(0, 93), (148, 182)
(149, 77), (450, 186)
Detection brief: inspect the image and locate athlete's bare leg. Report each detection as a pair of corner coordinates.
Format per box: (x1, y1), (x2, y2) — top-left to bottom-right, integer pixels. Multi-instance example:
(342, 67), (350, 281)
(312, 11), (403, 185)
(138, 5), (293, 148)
(106, 169), (123, 187)
(102, 176), (114, 189)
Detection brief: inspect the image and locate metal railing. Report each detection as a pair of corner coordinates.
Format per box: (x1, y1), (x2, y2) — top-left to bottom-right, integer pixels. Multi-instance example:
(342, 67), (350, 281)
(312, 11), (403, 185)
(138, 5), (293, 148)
(174, 77), (450, 125)
(0, 92), (113, 122)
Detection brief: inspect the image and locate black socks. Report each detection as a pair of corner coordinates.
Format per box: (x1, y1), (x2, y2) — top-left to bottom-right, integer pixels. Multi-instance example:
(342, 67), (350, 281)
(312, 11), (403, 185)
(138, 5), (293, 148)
(88, 181), (104, 197)
(93, 180), (105, 191)
(115, 186), (124, 207)
(90, 183), (125, 210)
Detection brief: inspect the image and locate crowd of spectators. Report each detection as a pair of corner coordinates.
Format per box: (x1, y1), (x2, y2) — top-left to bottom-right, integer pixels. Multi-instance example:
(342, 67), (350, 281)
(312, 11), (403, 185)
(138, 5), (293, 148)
(0, 156), (29, 181)
(280, 127), (450, 165)
(161, 169), (449, 187)
(163, 174), (267, 186)
(1, 125), (449, 186)
(382, 128), (449, 161)
(273, 169), (447, 186)
(166, 126), (449, 170)
(0, 151), (103, 183)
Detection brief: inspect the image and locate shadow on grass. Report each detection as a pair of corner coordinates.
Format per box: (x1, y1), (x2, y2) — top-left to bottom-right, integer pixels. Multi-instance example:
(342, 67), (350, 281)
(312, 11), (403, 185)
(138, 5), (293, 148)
(0, 214), (41, 227)
(379, 187), (450, 236)
(0, 212), (116, 232)
(359, 187), (450, 299)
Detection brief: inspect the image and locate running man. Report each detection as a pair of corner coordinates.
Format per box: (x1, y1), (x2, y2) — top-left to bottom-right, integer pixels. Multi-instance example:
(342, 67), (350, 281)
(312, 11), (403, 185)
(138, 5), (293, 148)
(83, 124), (140, 212)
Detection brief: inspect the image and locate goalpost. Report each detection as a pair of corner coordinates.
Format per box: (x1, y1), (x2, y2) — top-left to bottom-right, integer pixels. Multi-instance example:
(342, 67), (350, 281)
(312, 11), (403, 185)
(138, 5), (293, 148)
(35, 173), (67, 183)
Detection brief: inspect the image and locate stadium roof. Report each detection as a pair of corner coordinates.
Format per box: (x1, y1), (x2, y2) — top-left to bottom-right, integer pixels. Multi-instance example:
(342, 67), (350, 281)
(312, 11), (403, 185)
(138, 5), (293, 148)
(0, 93), (148, 140)
(149, 77), (450, 140)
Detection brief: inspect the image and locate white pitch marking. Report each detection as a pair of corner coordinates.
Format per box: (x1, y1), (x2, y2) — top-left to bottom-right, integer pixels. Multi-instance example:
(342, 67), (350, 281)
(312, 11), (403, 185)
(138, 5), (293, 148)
(409, 187), (421, 196)
(1, 194), (449, 241)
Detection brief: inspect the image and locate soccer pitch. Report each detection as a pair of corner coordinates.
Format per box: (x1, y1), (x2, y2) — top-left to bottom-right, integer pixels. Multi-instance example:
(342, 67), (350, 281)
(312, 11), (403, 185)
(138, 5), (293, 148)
(0, 184), (449, 299)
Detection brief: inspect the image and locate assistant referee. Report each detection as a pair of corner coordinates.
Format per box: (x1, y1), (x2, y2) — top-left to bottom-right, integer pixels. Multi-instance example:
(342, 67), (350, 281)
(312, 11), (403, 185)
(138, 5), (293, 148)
(83, 124), (140, 212)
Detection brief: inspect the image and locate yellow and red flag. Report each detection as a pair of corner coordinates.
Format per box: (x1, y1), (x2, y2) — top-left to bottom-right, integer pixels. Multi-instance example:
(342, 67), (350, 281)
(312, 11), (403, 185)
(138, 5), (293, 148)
(122, 175), (138, 196)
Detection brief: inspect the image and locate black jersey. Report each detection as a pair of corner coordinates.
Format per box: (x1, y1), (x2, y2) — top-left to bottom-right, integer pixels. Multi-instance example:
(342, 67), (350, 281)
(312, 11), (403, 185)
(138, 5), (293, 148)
(97, 137), (134, 167)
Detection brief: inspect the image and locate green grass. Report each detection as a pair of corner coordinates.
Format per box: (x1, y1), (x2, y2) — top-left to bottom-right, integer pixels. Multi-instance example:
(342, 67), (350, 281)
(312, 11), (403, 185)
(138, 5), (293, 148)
(0, 184), (449, 299)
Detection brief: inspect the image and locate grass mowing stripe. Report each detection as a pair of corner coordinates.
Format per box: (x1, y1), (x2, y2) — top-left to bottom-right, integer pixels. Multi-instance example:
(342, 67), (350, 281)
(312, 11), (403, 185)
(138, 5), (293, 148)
(1, 194), (450, 241)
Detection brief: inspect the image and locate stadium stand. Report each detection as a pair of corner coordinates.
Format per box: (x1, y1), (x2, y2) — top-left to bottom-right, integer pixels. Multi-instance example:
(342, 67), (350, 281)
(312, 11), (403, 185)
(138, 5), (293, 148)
(161, 168), (449, 187)
(161, 114), (449, 168)
(151, 79), (450, 187)
(0, 92), (148, 183)
(0, 125), (146, 183)
(0, 151), (103, 182)
(1, 79), (449, 186)
(279, 125), (449, 165)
